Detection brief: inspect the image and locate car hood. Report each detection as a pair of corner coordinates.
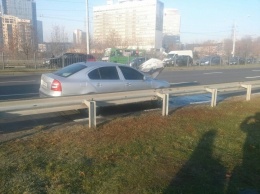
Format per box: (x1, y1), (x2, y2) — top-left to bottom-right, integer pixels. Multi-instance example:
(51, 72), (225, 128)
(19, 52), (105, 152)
(138, 58), (165, 78)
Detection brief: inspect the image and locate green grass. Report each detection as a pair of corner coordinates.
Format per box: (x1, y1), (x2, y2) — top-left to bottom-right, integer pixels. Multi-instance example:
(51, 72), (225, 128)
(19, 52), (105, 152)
(1, 97), (260, 194)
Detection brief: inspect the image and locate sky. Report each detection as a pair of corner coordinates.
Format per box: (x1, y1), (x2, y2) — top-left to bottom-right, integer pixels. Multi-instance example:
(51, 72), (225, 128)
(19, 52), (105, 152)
(35, 0), (260, 44)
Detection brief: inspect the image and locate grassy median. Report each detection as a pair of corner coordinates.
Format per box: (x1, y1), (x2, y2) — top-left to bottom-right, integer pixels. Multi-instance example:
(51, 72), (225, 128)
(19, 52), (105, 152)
(0, 97), (260, 194)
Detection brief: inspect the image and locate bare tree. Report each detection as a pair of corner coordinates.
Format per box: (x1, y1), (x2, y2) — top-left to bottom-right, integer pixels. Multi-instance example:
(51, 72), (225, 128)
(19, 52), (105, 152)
(6, 26), (19, 59)
(223, 38), (233, 57)
(104, 29), (123, 48)
(18, 25), (35, 60)
(50, 25), (69, 56)
(251, 37), (260, 58)
(236, 36), (253, 58)
(200, 40), (218, 56)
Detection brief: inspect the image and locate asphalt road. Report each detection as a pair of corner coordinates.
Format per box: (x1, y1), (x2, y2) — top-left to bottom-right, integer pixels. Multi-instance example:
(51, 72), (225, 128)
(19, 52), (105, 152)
(1, 66), (260, 101)
(1, 65), (260, 137)
(0, 74), (41, 101)
(157, 66), (260, 86)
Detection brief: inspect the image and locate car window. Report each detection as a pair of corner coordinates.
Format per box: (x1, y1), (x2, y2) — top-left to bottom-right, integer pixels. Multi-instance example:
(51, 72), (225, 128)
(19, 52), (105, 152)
(119, 66), (144, 80)
(54, 63), (87, 77)
(89, 66), (119, 80)
(88, 69), (100, 79)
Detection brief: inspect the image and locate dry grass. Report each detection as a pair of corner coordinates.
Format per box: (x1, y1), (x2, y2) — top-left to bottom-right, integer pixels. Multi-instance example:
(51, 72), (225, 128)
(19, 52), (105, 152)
(0, 97), (260, 194)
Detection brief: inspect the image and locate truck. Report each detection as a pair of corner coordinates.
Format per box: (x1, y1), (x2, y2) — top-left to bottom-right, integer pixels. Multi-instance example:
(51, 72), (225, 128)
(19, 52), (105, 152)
(163, 50), (193, 66)
(102, 48), (146, 64)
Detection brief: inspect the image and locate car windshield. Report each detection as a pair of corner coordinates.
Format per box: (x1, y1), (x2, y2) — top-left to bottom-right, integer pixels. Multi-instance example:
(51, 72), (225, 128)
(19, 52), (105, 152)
(200, 56), (211, 61)
(167, 54), (176, 58)
(53, 63), (87, 78)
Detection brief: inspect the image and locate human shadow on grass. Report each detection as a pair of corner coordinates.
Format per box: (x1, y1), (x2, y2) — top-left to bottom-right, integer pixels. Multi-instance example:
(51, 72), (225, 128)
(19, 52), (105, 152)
(163, 130), (226, 194)
(226, 113), (260, 194)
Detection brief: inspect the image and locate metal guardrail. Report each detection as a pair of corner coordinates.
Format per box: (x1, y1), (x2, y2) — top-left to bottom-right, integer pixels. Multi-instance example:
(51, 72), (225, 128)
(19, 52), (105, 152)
(1, 80), (260, 128)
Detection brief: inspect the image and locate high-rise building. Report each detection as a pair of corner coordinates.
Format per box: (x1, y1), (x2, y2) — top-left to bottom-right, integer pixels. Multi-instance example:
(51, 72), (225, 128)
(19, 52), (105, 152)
(118, 0), (145, 3)
(163, 9), (180, 36)
(106, 0), (114, 5)
(37, 20), (43, 43)
(162, 8), (181, 51)
(1, 0), (38, 48)
(73, 29), (86, 45)
(2, 0), (33, 20)
(0, 16), (3, 47)
(94, 0), (164, 50)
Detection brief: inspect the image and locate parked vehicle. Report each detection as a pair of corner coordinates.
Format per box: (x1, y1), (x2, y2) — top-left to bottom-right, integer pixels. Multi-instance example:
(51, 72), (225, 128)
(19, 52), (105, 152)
(163, 50), (193, 66)
(102, 48), (146, 64)
(129, 57), (148, 69)
(176, 55), (193, 66)
(39, 61), (170, 97)
(229, 57), (245, 65)
(246, 58), (257, 64)
(198, 56), (222, 66)
(163, 53), (177, 66)
(163, 55), (193, 66)
(167, 50), (193, 58)
(49, 53), (96, 68)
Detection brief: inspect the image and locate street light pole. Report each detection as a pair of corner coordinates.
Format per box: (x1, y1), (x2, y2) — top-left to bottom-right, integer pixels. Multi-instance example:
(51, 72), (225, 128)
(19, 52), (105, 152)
(232, 21), (236, 57)
(86, 0), (90, 54)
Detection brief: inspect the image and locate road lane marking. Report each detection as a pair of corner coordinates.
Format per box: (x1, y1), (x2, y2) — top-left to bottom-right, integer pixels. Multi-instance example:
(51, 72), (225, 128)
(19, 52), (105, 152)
(0, 80), (36, 84)
(203, 72), (223, 75)
(0, 93), (38, 97)
(170, 81), (198, 85)
(252, 70), (260, 72)
(245, 76), (260, 79)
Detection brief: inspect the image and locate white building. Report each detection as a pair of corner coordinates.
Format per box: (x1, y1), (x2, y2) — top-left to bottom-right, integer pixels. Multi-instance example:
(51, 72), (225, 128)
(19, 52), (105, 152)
(162, 8), (181, 51)
(163, 8), (180, 36)
(94, 0), (164, 50)
(106, 0), (114, 5)
(73, 29), (86, 45)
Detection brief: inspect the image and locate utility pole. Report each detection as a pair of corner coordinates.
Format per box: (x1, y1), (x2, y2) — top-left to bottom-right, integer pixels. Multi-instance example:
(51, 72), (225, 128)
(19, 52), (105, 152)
(232, 22), (236, 57)
(86, 0), (90, 54)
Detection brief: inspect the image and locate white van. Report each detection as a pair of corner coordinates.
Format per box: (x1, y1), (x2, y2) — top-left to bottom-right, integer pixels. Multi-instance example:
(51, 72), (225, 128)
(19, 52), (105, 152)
(163, 50), (193, 66)
(168, 50), (193, 58)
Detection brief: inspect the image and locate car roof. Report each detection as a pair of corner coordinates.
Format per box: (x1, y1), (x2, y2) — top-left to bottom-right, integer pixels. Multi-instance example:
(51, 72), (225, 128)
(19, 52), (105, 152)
(74, 61), (129, 67)
(63, 52), (94, 56)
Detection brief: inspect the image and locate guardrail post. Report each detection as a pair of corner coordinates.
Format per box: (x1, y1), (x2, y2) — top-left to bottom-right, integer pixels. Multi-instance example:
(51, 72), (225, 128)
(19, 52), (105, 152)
(241, 84), (252, 101)
(156, 92), (169, 116)
(83, 100), (96, 128)
(34, 52), (37, 69)
(2, 52), (5, 70)
(206, 88), (218, 107)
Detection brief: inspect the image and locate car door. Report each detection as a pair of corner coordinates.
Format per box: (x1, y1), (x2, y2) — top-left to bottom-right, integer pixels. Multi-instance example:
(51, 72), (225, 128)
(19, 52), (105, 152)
(118, 66), (151, 91)
(87, 66), (126, 93)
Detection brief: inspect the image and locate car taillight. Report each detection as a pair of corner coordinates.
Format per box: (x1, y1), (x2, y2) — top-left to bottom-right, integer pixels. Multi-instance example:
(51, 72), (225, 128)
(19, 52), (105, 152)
(51, 79), (62, 91)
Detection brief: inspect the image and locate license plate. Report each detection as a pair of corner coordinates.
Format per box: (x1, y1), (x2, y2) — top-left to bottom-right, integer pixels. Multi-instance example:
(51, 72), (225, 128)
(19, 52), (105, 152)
(41, 80), (47, 88)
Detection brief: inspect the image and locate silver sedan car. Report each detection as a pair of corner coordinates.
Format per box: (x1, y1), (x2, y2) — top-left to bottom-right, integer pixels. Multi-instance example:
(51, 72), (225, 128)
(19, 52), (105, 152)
(39, 61), (170, 97)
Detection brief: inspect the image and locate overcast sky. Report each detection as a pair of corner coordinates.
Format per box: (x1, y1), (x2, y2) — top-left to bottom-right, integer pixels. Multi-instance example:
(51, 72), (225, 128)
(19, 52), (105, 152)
(35, 0), (260, 43)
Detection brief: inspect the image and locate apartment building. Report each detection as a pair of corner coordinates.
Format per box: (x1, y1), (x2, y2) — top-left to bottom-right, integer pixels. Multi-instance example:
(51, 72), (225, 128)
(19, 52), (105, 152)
(94, 0), (164, 50)
(1, 0), (38, 48)
(1, 15), (32, 51)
